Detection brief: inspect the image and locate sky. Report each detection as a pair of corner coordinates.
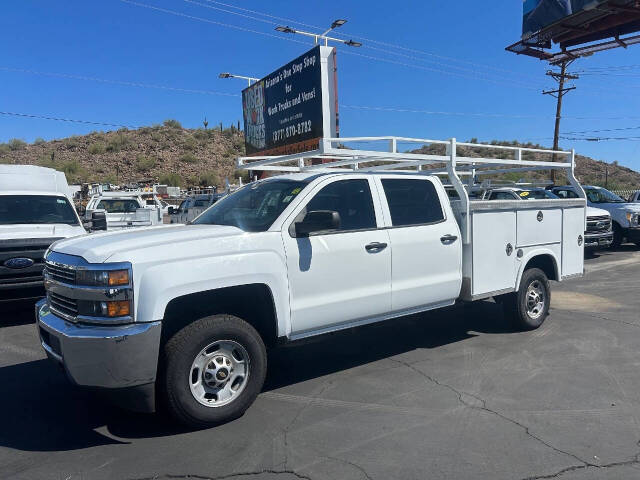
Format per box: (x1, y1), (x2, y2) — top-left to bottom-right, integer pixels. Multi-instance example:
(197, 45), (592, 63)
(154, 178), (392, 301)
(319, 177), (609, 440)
(1, 1), (640, 170)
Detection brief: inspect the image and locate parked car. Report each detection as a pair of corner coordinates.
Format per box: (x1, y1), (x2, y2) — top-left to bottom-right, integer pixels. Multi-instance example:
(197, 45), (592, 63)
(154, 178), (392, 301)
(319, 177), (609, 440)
(170, 193), (225, 224)
(0, 165), (86, 304)
(84, 192), (163, 230)
(484, 187), (613, 249)
(552, 185), (640, 247)
(37, 170), (586, 427)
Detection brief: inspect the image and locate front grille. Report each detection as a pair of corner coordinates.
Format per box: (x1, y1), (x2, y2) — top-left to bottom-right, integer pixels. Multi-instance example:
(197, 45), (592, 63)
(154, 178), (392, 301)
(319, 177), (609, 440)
(0, 237), (60, 290)
(48, 291), (78, 319)
(586, 215), (611, 233)
(44, 262), (76, 284)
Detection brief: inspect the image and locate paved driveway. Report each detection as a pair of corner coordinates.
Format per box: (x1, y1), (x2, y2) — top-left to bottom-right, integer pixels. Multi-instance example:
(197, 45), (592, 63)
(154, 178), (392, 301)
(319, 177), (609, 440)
(1, 247), (640, 480)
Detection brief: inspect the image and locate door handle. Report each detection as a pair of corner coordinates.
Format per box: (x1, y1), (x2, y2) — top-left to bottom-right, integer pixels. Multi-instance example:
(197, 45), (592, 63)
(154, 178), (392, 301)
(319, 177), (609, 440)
(440, 234), (458, 244)
(365, 242), (388, 253)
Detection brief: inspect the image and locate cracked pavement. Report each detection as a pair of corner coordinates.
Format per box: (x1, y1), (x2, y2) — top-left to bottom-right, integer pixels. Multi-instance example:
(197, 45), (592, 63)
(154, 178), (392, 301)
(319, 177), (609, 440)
(2, 247), (640, 479)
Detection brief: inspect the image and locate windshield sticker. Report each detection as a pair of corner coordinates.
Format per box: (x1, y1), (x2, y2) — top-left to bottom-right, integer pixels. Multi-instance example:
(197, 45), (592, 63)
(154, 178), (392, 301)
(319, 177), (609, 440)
(519, 191), (530, 197)
(291, 187), (302, 195)
(283, 195), (293, 203)
(57, 199), (66, 204)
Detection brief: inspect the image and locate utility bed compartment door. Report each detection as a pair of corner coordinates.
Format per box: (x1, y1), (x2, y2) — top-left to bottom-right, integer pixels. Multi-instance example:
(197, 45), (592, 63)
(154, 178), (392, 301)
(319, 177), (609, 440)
(562, 207), (585, 277)
(472, 211), (516, 296)
(516, 208), (562, 247)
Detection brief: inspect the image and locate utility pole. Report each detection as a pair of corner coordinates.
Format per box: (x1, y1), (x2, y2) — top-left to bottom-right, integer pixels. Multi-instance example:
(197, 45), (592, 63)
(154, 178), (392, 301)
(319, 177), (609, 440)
(543, 60), (578, 183)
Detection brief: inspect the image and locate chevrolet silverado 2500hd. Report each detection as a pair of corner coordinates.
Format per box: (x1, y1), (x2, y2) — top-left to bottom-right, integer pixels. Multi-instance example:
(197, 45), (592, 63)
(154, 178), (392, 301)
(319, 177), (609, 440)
(36, 137), (587, 427)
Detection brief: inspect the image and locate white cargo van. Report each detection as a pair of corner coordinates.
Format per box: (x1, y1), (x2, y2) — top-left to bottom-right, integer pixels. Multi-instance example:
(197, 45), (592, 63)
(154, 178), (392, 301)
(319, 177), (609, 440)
(0, 165), (85, 303)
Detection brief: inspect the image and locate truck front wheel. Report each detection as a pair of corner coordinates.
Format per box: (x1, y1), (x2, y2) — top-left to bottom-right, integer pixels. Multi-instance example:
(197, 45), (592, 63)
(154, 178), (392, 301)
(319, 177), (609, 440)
(160, 314), (267, 428)
(502, 268), (550, 331)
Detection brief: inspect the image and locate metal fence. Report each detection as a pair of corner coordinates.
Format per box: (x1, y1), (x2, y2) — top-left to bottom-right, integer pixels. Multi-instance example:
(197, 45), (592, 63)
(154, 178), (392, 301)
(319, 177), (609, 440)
(612, 190), (637, 201)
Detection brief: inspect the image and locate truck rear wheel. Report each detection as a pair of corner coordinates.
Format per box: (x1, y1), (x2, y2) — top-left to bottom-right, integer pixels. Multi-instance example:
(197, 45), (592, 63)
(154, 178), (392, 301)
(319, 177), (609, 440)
(160, 314), (267, 428)
(503, 268), (550, 331)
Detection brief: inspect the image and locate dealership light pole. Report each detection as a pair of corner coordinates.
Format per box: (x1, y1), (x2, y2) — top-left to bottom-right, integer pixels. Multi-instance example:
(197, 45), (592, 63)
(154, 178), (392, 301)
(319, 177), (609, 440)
(218, 72), (260, 86)
(275, 19), (362, 47)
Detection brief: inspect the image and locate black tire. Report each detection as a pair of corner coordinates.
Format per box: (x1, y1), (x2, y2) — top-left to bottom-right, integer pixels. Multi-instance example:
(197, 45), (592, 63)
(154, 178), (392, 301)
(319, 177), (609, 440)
(611, 223), (623, 248)
(502, 268), (550, 331)
(160, 314), (267, 428)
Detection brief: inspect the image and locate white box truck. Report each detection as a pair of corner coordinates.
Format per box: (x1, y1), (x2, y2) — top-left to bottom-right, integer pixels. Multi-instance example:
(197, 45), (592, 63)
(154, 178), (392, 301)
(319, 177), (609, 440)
(35, 137), (586, 427)
(0, 165), (86, 304)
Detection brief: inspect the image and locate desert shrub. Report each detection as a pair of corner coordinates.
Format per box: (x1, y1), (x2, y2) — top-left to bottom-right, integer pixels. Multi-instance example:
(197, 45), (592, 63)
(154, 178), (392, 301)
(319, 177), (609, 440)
(8, 138), (27, 151)
(88, 142), (106, 154)
(183, 136), (197, 151)
(235, 169), (250, 183)
(163, 119), (182, 129)
(60, 160), (87, 182)
(38, 152), (57, 168)
(179, 153), (198, 164)
(135, 155), (157, 172)
(198, 171), (221, 187)
(33, 137), (46, 146)
(193, 129), (208, 141)
(160, 173), (183, 187)
(138, 126), (153, 135)
(106, 134), (129, 152)
(63, 136), (82, 149)
(0, 144), (10, 155)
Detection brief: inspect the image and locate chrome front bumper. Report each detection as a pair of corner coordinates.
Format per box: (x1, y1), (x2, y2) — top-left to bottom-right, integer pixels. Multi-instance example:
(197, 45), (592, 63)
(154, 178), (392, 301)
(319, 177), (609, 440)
(584, 231), (613, 248)
(36, 298), (161, 389)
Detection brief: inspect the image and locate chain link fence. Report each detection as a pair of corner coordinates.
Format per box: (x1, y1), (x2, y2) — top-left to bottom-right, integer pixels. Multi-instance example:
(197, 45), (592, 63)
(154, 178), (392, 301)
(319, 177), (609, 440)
(612, 190), (637, 201)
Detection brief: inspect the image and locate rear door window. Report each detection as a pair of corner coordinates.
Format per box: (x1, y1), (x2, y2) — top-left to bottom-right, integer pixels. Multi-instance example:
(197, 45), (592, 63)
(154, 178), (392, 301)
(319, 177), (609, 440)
(381, 179), (444, 227)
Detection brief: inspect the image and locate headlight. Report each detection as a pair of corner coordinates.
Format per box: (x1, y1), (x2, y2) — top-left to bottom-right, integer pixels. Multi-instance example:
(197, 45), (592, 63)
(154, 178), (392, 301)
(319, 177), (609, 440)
(76, 269), (129, 286)
(78, 300), (131, 318)
(626, 212), (639, 225)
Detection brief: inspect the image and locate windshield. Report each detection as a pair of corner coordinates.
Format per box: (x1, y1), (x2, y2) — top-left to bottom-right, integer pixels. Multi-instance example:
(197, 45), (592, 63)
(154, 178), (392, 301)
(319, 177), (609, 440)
(515, 189), (558, 200)
(96, 199), (141, 213)
(193, 179), (308, 232)
(0, 195), (79, 225)
(585, 187), (625, 204)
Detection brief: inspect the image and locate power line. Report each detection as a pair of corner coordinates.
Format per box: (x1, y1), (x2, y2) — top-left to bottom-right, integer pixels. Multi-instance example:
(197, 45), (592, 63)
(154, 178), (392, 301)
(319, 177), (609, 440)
(0, 111), (140, 128)
(181, 0), (543, 88)
(129, 0), (541, 90)
(340, 50), (541, 90)
(563, 125), (640, 135)
(3, 63), (638, 121)
(193, 0), (537, 82)
(120, 0), (309, 45)
(0, 66), (240, 97)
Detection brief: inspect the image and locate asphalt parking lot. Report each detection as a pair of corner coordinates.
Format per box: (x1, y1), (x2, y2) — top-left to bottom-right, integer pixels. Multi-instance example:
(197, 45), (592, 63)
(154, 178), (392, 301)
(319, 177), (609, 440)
(2, 248), (640, 480)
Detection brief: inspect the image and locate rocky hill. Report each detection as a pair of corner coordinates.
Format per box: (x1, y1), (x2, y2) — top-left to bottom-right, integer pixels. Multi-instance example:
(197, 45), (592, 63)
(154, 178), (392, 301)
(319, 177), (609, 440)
(412, 140), (640, 190)
(0, 120), (247, 188)
(1, 127), (639, 190)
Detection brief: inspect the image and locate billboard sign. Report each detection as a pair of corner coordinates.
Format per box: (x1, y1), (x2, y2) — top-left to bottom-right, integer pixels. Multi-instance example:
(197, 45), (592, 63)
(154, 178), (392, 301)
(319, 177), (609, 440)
(523, 0), (606, 36)
(242, 45), (338, 156)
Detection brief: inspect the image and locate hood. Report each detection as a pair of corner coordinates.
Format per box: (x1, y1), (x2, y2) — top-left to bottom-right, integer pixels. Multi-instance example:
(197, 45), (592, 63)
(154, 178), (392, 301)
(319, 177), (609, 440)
(50, 224), (245, 263)
(607, 203), (640, 213)
(586, 206), (610, 218)
(0, 223), (86, 241)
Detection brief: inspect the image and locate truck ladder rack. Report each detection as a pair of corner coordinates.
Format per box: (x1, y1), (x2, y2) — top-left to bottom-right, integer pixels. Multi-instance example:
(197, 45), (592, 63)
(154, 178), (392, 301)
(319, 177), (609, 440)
(237, 136), (585, 244)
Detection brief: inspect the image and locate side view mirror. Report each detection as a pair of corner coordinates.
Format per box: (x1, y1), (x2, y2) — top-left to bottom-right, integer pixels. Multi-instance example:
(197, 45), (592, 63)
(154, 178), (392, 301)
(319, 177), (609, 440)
(168, 206), (176, 215)
(91, 211), (108, 231)
(294, 210), (341, 237)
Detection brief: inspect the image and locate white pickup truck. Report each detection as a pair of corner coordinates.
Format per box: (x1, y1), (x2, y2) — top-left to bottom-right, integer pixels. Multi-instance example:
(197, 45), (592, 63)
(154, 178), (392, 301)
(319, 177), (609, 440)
(36, 137), (587, 427)
(84, 192), (163, 231)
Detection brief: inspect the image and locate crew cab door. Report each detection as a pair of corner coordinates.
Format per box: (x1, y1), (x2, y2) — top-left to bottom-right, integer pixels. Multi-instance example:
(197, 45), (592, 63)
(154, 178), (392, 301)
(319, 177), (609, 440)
(375, 176), (462, 312)
(282, 177), (391, 336)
